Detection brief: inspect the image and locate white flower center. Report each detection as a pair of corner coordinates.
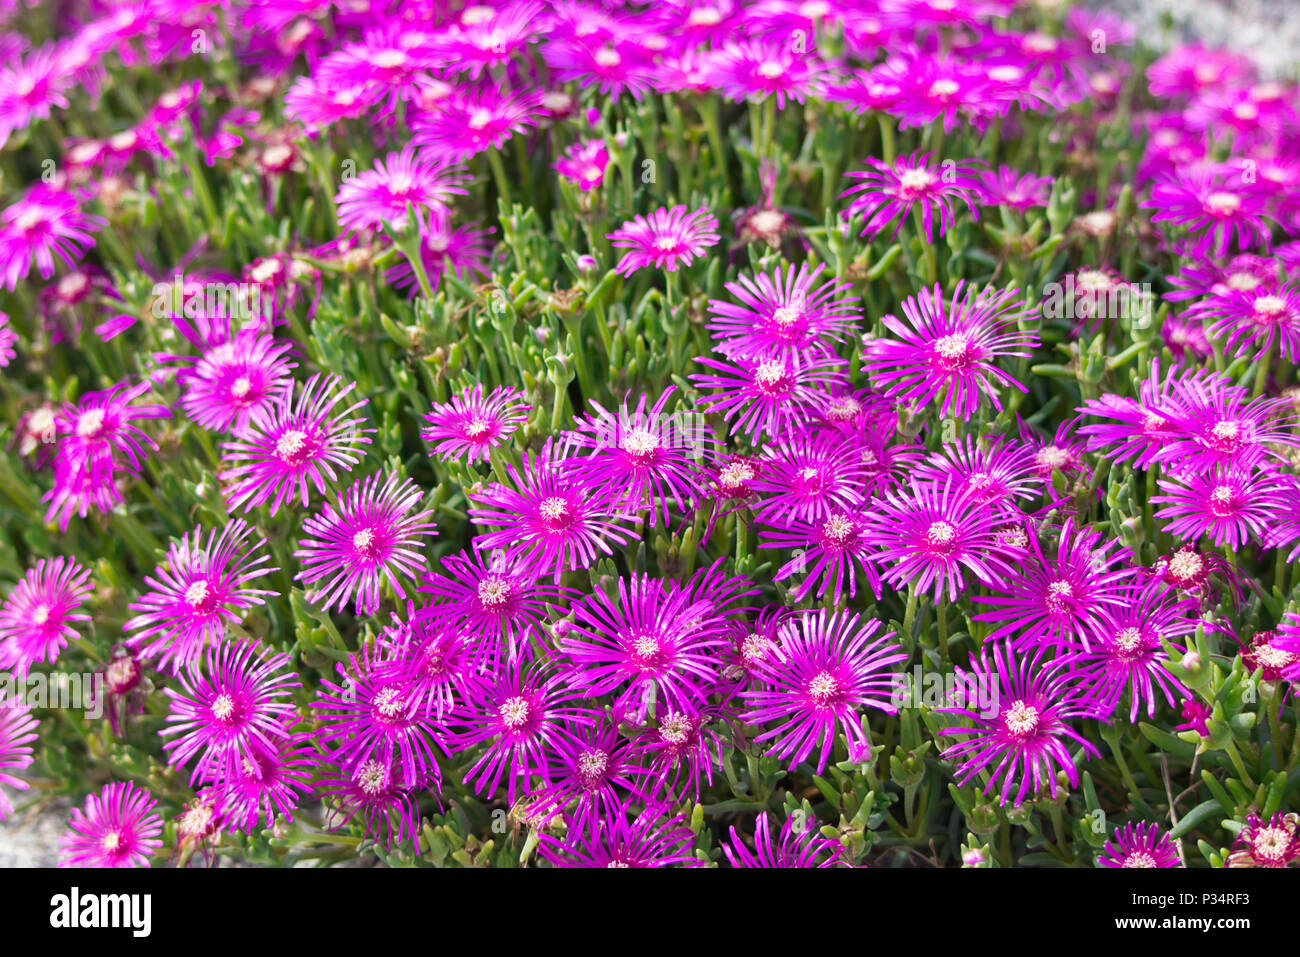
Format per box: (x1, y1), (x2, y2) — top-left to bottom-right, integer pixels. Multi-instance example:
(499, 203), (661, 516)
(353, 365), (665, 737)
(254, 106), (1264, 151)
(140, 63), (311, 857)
(1204, 191), (1242, 215)
(1115, 626), (1144, 653)
(1253, 294), (1286, 318)
(539, 496), (570, 524)
(1253, 827), (1290, 861)
(1169, 551), (1204, 582)
(357, 760), (388, 795)
(76, 409), (106, 437)
(1003, 700), (1040, 737)
(898, 167), (937, 192)
(499, 696), (530, 729)
(753, 360), (787, 390)
(370, 48), (408, 69)
(211, 693), (235, 721)
(373, 685), (404, 718)
(719, 462), (755, 488)
(1209, 484), (1236, 514)
(184, 580), (211, 608)
(807, 670), (840, 705)
(660, 713), (691, 744)
(633, 633), (660, 660)
(477, 576), (510, 607)
(1046, 579), (1074, 611)
(577, 749), (608, 781)
(1036, 446), (1070, 470)
(925, 520), (956, 547)
(621, 428), (659, 458)
(275, 428), (309, 461)
(771, 304), (802, 330)
(821, 514), (854, 545)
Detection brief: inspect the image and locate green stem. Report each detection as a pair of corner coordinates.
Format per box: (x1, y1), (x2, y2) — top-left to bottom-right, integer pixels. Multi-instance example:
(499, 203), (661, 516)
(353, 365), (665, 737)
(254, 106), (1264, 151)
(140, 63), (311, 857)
(912, 204), (938, 287)
(936, 594), (949, 666)
(1223, 739), (1255, 789)
(877, 114), (896, 165)
(901, 585), (919, 652)
(1252, 340), (1274, 399)
(487, 149), (513, 210)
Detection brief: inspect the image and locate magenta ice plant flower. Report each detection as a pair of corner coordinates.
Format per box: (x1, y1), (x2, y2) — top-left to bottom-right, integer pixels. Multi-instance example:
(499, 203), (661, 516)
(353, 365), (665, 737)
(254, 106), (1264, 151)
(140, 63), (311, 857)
(971, 518), (1134, 649)
(0, 697), (37, 822)
(690, 351), (849, 441)
(761, 507), (882, 604)
(220, 373), (373, 516)
(863, 281), (1038, 419)
(561, 387), (718, 529)
(421, 383), (528, 465)
(741, 609), (906, 774)
(607, 205), (720, 275)
(467, 439), (639, 584)
(536, 800), (700, 868)
(295, 469), (437, 616)
(59, 781), (164, 868)
(1063, 577), (1196, 722)
(560, 572), (733, 721)
(0, 185), (104, 290)
(179, 331), (295, 434)
(840, 149), (982, 240)
(938, 642), (1103, 807)
(863, 481), (1023, 602)
(706, 262), (861, 360)
(1152, 464), (1282, 549)
(410, 84), (543, 162)
(450, 655), (595, 805)
(314, 641), (447, 790)
(554, 139), (610, 192)
(1099, 822), (1183, 868)
(0, 556), (93, 679)
(335, 147), (467, 233)
(160, 640), (301, 782)
(723, 810), (843, 868)
(124, 520), (278, 673)
(1144, 167), (1275, 257)
(419, 547), (574, 665)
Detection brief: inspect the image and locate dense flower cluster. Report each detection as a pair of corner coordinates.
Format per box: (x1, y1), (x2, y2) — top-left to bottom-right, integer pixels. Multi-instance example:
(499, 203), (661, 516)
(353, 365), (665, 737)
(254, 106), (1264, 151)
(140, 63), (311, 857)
(0, 0), (1295, 871)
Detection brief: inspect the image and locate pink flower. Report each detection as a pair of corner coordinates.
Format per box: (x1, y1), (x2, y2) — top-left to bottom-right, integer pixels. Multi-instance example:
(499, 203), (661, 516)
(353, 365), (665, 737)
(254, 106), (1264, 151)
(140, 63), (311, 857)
(554, 139), (610, 192)
(0, 557), (94, 679)
(607, 205), (720, 275)
(59, 782), (164, 868)
(295, 470), (438, 615)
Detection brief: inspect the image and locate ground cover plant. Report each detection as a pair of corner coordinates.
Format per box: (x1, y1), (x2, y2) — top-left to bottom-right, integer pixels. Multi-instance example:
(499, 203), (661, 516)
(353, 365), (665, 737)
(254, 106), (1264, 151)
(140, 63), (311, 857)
(1, 0), (1299, 869)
